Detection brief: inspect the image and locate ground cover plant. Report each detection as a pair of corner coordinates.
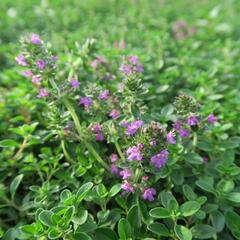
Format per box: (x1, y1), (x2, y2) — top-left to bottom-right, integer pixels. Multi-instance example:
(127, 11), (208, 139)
(0, 1), (240, 240)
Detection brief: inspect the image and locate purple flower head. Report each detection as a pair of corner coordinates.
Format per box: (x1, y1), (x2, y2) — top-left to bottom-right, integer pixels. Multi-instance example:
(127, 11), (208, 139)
(92, 123), (102, 133)
(52, 56), (58, 62)
(187, 115), (199, 126)
(167, 131), (176, 144)
(31, 33), (41, 44)
(23, 70), (32, 77)
(98, 90), (110, 100)
(137, 143), (144, 150)
(125, 120), (143, 136)
(179, 128), (190, 138)
(16, 54), (27, 66)
(142, 176), (149, 181)
(173, 121), (181, 130)
(121, 181), (134, 193)
(118, 82), (124, 92)
(207, 114), (217, 125)
(121, 120), (129, 128)
(91, 60), (98, 69)
(70, 79), (80, 89)
(95, 132), (104, 141)
(79, 96), (93, 110)
(143, 188), (156, 202)
(32, 75), (41, 85)
(111, 164), (119, 174)
(151, 150), (169, 169)
(150, 139), (157, 146)
(96, 56), (106, 63)
(111, 154), (118, 162)
(135, 64), (143, 73)
(109, 109), (120, 119)
(37, 59), (46, 70)
(120, 64), (132, 75)
(120, 169), (132, 180)
(129, 55), (138, 65)
(203, 156), (208, 163)
(126, 146), (143, 161)
(37, 88), (49, 98)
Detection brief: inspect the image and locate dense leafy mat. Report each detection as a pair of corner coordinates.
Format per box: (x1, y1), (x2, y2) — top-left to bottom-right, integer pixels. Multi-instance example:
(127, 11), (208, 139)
(0, 1), (240, 239)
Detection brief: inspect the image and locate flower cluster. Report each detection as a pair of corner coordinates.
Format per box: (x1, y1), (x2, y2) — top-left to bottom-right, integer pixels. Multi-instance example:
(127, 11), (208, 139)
(16, 34), (218, 203)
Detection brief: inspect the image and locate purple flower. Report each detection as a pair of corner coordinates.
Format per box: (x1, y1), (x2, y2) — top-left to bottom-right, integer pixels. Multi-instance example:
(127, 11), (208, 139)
(70, 79), (80, 89)
(16, 55), (27, 66)
(37, 88), (49, 98)
(111, 154), (118, 162)
(207, 114), (217, 125)
(125, 120), (143, 136)
(111, 164), (119, 174)
(31, 33), (41, 44)
(126, 146), (143, 161)
(98, 90), (110, 100)
(109, 109), (120, 119)
(52, 56), (58, 62)
(135, 64), (143, 73)
(120, 64), (132, 75)
(23, 70), (32, 77)
(120, 169), (132, 179)
(137, 143), (144, 149)
(32, 75), (41, 85)
(118, 82), (124, 92)
(121, 181), (134, 193)
(79, 96), (93, 110)
(129, 55), (138, 65)
(187, 115), (198, 126)
(150, 139), (157, 146)
(151, 150), (169, 169)
(37, 59), (46, 70)
(92, 123), (102, 133)
(173, 121), (181, 130)
(203, 156), (208, 163)
(179, 128), (190, 138)
(96, 132), (104, 141)
(142, 176), (149, 181)
(91, 60), (98, 69)
(121, 120), (129, 128)
(143, 188), (156, 201)
(167, 132), (176, 144)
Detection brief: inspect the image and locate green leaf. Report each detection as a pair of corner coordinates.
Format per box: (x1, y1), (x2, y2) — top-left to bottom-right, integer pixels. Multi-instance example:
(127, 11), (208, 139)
(160, 191), (179, 211)
(149, 207), (171, 219)
(184, 153), (203, 165)
(39, 210), (54, 227)
(127, 205), (141, 235)
(191, 224), (216, 239)
(48, 229), (62, 239)
(174, 225), (192, 240)
(226, 192), (240, 203)
(10, 174), (24, 199)
(225, 211), (240, 239)
(217, 180), (234, 193)
(60, 189), (72, 202)
(96, 184), (108, 198)
(118, 218), (132, 240)
(211, 211), (225, 232)
(74, 232), (92, 240)
(196, 177), (215, 194)
(0, 139), (19, 148)
(180, 201), (201, 217)
(183, 185), (197, 201)
(72, 208), (88, 225)
(148, 223), (171, 236)
(64, 206), (75, 222)
(76, 182), (93, 203)
(108, 184), (121, 197)
(94, 227), (118, 240)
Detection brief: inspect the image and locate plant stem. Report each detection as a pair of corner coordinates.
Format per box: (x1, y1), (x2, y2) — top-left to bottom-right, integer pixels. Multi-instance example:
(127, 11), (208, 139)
(61, 139), (75, 164)
(12, 138), (28, 160)
(63, 99), (109, 170)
